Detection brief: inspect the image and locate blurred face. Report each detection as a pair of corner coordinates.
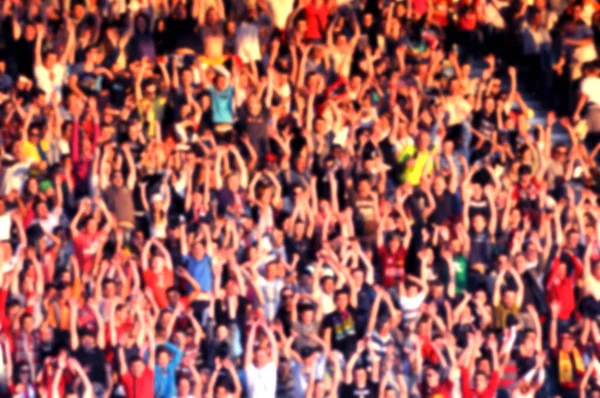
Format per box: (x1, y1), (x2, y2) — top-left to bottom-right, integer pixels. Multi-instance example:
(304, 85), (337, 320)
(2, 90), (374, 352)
(472, 215), (486, 232)
(255, 348), (268, 367)
(157, 351), (170, 368)
(475, 374), (488, 391)
(177, 378), (191, 396)
(357, 180), (371, 197)
(265, 263), (276, 280)
(85, 218), (98, 234)
(502, 290), (515, 307)
(45, 52), (58, 69)
(335, 293), (349, 311)
(216, 75), (227, 90)
(191, 241), (206, 259)
(131, 360), (145, 377)
(425, 369), (440, 387)
(433, 176), (446, 195)
(354, 368), (368, 386)
(417, 132), (430, 150)
(561, 333), (575, 351)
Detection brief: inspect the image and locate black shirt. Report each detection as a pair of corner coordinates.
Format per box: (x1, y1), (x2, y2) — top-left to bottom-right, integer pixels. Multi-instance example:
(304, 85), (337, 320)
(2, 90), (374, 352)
(73, 346), (107, 385)
(341, 381), (379, 397)
(323, 308), (358, 359)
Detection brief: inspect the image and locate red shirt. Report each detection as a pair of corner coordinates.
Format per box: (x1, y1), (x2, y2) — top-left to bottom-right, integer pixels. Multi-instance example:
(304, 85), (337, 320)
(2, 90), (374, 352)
(121, 367), (155, 398)
(461, 368), (500, 398)
(143, 269), (174, 309)
(73, 231), (104, 275)
(304, 2), (328, 40)
(378, 246), (407, 288)
(419, 379), (453, 397)
(545, 254), (582, 320)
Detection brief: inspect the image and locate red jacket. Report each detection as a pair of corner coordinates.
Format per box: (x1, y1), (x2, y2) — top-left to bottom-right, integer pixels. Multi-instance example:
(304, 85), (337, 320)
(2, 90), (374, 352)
(121, 367), (154, 398)
(461, 368), (499, 398)
(545, 254), (582, 320)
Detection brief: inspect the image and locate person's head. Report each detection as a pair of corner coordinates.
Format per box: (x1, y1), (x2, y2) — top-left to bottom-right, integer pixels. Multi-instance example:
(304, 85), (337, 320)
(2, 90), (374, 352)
(474, 370), (490, 392)
(34, 199), (49, 219)
(388, 233), (401, 253)
(246, 93), (262, 115)
(472, 214), (487, 233)
(43, 50), (58, 70)
(254, 346), (269, 367)
(80, 331), (96, 350)
(225, 172), (240, 192)
(177, 376), (192, 396)
(354, 365), (368, 386)
(190, 240), (206, 260)
(501, 287), (516, 307)
(560, 330), (576, 351)
(215, 72), (228, 91)
(356, 176), (372, 197)
(521, 328), (537, 353)
(416, 131), (431, 151)
(166, 287), (181, 307)
(110, 169), (124, 188)
(156, 345), (173, 368)
(351, 266), (366, 287)
(405, 281), (419, 297)
(129, 356), (146, 377)
(84, 216), (98, 234)
(334, 289), (349, 311)
(20, 313), (34, 333)
(432, 174), (446, 196)
(144, 82), (157, 99)
(424, 366), (440, 387)
(102, 278), (117, 298)
(265, 261), (277, 281)
(518, 165), (532, 186)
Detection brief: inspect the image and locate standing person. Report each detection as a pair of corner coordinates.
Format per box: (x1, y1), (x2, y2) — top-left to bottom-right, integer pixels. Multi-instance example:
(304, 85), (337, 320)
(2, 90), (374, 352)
(118, 324), (156, 398)
(244, 321), (278, 398)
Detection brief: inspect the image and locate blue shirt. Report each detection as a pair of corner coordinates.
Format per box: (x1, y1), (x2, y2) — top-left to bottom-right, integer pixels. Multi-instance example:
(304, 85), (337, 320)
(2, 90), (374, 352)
(152, 342), (182, 398)
(184, 254), (213, 292)
(208, 86), (234, 124)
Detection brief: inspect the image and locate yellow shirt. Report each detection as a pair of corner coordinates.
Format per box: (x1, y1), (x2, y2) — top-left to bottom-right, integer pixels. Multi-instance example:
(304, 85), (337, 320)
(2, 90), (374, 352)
(22, 139), (48, 163)
(398, 146), (433, 186)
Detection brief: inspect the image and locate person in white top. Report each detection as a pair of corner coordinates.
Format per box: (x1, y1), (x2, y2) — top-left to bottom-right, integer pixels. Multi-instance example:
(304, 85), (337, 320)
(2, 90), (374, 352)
(244, 320), (278, 398)
(34, 22), (75, 103)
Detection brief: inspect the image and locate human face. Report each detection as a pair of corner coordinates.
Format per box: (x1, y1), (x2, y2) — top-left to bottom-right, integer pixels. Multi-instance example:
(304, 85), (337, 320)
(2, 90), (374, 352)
(475, 374), (488, 391)
(131, 360), (145, 377)
(157, 351), (170, 368)
(335, 292), (349, 311)
(425, 369), (439, 387)
(86, 218), (98, 234)
(255, 348), (268, 367)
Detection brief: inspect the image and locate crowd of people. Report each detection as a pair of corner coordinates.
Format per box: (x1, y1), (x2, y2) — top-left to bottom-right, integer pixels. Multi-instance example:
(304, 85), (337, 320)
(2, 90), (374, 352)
(0, 0), (600, 396)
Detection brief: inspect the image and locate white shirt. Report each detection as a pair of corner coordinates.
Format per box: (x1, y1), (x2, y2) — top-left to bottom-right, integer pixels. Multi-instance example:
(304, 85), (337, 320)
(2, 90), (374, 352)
(445, 97), (472, 125)
(269, 0), (294, 29)
(236, 22), (261, 63)
(34, 63), (65, 102)
(581, 76), (600, 105)
(0, 212), (11, 241)
(2, 161), (32, 195)
(258, 277), (284, 321)
(291, 355), (326, 398)
(34, 208), (62, 246)
(246, 362), (277, 398)
(399, 292), (426, 322)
